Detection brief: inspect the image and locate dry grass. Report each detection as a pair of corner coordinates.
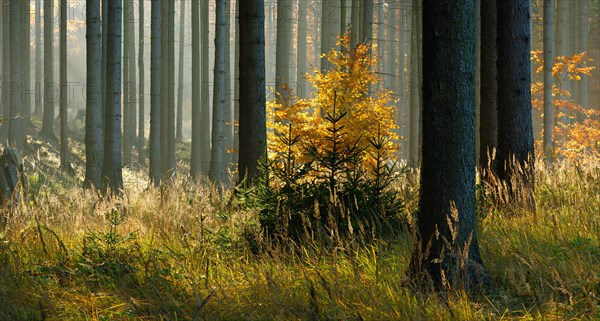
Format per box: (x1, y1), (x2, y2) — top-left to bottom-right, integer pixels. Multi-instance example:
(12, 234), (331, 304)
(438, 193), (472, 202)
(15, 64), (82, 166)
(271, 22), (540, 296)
(0, 136), (598, 320)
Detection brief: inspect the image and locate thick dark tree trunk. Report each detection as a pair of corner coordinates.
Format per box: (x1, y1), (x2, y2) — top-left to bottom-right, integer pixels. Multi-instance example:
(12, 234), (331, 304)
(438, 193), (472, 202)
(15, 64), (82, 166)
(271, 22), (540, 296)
(496, 0), (535, 212)
(411, 0), (489, 291)
(479, 0), (498, 174)
(238, 0), (266, 185)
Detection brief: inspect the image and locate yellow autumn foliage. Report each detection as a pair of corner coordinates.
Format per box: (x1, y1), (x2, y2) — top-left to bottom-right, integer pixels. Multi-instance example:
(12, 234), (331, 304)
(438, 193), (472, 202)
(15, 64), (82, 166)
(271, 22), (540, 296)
(267, 33), (398, 173)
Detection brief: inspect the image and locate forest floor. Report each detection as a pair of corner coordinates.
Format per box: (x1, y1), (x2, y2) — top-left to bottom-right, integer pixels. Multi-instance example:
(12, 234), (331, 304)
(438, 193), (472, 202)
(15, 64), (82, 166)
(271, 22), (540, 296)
(0, 121), (598, 320)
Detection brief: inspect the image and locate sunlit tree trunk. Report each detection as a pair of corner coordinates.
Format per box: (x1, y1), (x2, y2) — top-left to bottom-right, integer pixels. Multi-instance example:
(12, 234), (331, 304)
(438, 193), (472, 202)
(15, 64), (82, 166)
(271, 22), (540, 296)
(210, 0), (227, 185)
(9, 0), (23, 149)
(41, 0), (56, 140)
(149, 0), (161, 185)
(233, 0), (240, 173)
(496, 0), (535, 212)
(85, 0), (103, 189)
(138, 0), (145, 165)
(35, 0), (43, 117)
(160, 0), (168, 174)
(376, 0), (384, 87)
(238, 0), (266, 185)
(387, 3), (397, 97)
(480, 0), (498, 171)
(361, 0), (372, 43)
(411, 0), (489, 291)
(60, 0), (70, 169)
(102, 0), (124, 192)
(191, 0), (201, 177)
(543, 0), (554, 164)
(176, 0), (185, 142)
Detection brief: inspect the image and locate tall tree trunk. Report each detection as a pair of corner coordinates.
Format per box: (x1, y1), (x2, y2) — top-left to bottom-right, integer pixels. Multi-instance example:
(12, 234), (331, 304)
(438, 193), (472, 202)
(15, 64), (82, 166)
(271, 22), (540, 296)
(167, 0), (176, 175)
(149, 0), (161, 185)
(361, 0), (372, 44)
(1, 0), (10, 141)
(210, 0), (227, 185)
(160, 0), (168, 174)
(496, 0), (535, 212)
(276, 0), (292, 96)
(543, 0), (554, 164)
(102, 0), (124, 192)
(362, 0), (373, 95)
(297, 0), (308, 98)
(9, 0), (22, 149)
(340, 0), (347, 33)
(41, 0), (56, 139)
(138, 0), (145, 165)
(238, 0), (266, 185)
(568, 1), (578, 123)
(233, 0), (240, 174)
(398, 6), (407, 159)
(191, 0), (201, 177)
(201, 0), (211, 175)
(350, 0), (360, 43)
(224, 0), (234, 173)
(554, 0), (569, 126)
(408, 0), (419, 166)
(321, 0), (340, 72)
(21, 0), (31, 131)
(376, 0), (384, 87)
(102, 0), (108, 128)
(480, 0), (498, 171)
(60, 0), (70, 169)
(577, 0), (588, 121)
(123, 0), (136, 166)
(35, 0), (43, 117)
(387, 2), (397, 97)
(176, 0), (185, 142)
(85, 0), (104, 189)
(412, 0), (488, 291)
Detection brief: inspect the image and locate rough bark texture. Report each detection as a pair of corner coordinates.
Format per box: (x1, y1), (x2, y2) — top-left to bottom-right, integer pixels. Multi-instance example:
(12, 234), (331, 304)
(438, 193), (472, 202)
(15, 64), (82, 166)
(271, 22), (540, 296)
(496, 0), (535, 212)
(543, 0), (554, 163)
(85, 0), (104, 189)
(412, 0), (489, 291)
(60, 0), (70, 169)
(480, 0), (498, 171)
(238, 0), (267, 185)
(102, 0), (123, 192)
(40, 0), (56, 139)
(149, 0), (161, 185)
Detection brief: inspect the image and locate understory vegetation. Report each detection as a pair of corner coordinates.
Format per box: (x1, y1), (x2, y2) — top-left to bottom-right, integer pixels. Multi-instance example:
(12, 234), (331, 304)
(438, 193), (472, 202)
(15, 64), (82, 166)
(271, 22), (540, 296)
(0, 128), (598, 320)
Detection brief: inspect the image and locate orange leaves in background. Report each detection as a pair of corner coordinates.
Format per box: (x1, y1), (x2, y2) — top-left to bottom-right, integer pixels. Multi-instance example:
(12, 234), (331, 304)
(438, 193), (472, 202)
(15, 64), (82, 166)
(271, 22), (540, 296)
(267, 33), (398, 172)
(531, 51), (598, 162)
